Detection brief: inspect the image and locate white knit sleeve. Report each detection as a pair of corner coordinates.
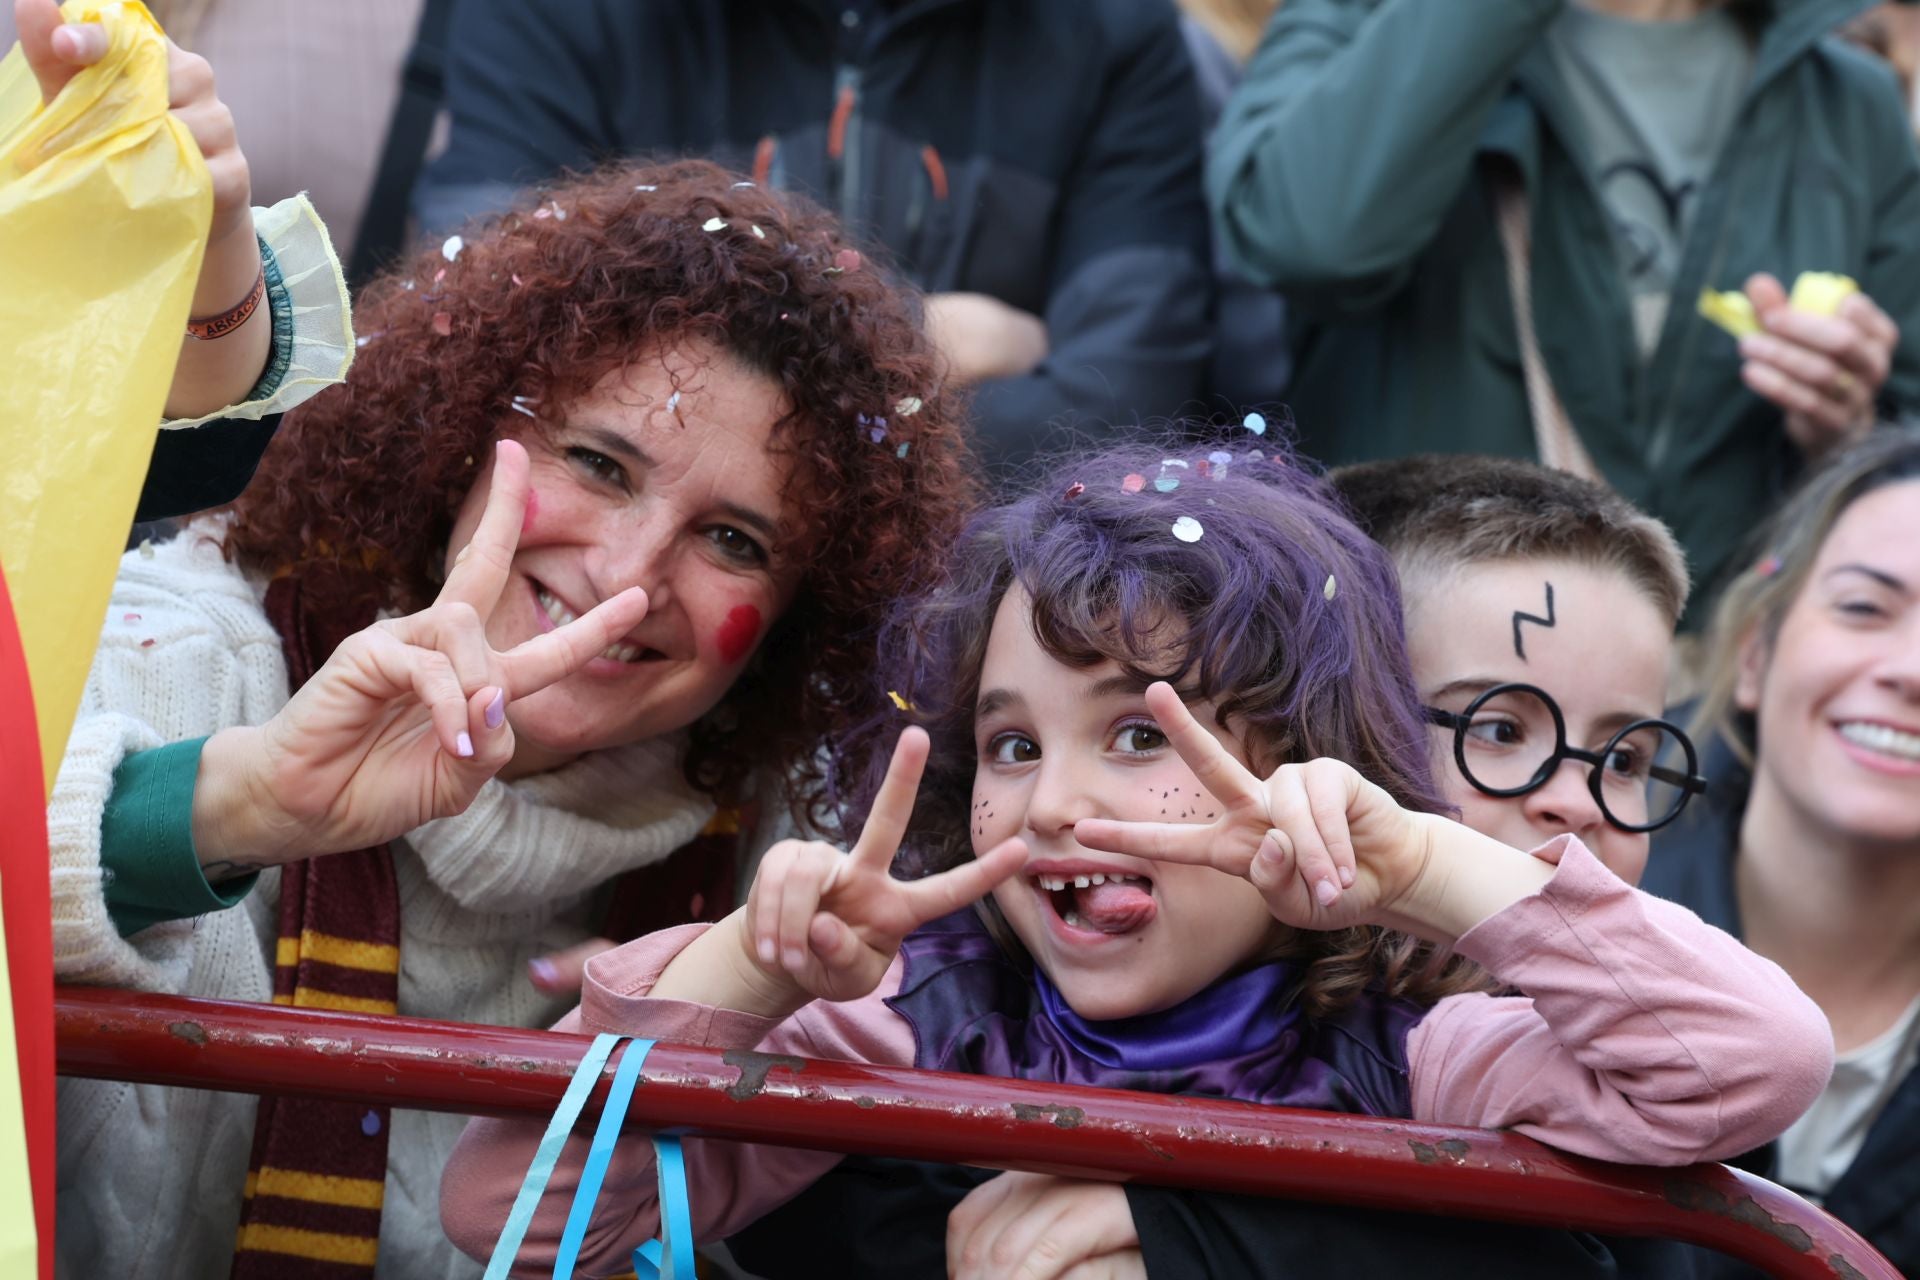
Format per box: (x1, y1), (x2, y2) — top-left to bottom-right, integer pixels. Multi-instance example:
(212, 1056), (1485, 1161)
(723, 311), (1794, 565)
(48, 532), (292, 989)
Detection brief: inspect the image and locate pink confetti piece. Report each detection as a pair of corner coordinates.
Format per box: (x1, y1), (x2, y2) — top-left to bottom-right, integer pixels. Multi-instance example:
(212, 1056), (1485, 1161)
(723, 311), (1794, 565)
(1121, 473), (1146, 493)
(433, 312), (453, 337)
(834, 248), (863, 273)
(512, 274), (524, 287)
(122, 612), (140, 623)
(140, 638), (156, 648)
(433, 268), (446, 286)
(1063, 482), (1085, 500)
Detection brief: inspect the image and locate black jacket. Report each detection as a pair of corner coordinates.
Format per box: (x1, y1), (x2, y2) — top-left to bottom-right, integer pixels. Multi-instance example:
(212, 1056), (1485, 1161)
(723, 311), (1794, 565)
(413, 0), (1214, 461)
(138, 415), (280, 524)
(722, 1154), (1689, 1278)
(1642, 734), (1920, 1277)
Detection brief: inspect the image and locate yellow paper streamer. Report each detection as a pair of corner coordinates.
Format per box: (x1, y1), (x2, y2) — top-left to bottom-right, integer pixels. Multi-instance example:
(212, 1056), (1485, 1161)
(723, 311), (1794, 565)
(0, 2), (212, 795)
(1698, 270), (1861, 341)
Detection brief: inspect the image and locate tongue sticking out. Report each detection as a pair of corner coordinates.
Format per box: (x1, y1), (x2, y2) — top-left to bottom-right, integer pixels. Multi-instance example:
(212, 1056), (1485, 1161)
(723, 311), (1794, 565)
(1071, 880), (1156, 934)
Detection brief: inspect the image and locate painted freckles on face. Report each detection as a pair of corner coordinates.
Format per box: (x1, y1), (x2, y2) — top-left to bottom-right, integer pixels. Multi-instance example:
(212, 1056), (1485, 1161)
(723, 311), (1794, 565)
(971, 589), (1280, 1022)
(1404, 559), (1671, 884)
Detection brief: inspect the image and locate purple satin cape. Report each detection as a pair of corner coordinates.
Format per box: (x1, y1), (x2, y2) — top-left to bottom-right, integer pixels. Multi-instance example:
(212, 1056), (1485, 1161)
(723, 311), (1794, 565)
(885, 908), (1423, 1116)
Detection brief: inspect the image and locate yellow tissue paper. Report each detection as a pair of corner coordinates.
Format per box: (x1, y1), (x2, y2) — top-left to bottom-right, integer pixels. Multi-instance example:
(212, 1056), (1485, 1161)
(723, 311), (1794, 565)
(1698, 270), (1862, 341)
(0, 1), (212, 796)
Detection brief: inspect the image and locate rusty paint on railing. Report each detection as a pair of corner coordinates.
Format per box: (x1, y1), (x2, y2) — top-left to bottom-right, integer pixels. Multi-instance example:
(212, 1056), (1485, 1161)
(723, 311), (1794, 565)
(55, 986), (1897, 1280)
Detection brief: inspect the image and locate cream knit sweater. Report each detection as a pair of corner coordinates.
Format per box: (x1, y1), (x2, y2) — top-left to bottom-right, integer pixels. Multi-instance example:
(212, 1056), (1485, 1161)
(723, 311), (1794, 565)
(51, 529), (720, 1280)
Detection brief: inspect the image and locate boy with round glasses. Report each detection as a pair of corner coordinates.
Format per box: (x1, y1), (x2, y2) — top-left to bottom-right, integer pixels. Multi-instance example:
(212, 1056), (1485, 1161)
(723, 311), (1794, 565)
(1335, 453), (1697, 882)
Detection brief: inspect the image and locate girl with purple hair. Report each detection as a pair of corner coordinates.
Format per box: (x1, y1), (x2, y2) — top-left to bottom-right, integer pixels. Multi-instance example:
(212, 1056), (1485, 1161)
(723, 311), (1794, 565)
(442, 442), (1831, 1278)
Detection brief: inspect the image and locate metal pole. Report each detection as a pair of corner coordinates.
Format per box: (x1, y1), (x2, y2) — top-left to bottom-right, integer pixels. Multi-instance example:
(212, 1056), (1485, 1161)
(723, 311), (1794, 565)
(55, 986), (1897, 1280)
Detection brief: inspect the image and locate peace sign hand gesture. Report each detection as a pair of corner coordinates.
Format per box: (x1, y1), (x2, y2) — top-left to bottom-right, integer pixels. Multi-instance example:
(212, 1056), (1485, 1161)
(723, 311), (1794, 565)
(1072, 683), (1439, 935)
(736, 728), (1028, 1006)
(192, 440), (650, 874)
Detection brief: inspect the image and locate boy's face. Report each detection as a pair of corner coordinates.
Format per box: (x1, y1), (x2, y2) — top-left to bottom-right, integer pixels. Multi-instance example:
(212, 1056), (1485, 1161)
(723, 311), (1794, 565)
(1404, 557), (1673, 882)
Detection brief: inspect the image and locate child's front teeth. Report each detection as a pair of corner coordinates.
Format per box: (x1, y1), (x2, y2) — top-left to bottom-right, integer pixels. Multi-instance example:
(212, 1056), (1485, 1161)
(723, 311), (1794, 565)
(1038, 872), (1143, 892)
(601, 642), (643, 663)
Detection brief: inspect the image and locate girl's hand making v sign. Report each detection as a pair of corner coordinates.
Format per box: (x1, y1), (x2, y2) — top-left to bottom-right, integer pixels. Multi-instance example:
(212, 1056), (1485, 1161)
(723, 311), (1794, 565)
(652, 728), (1029, 1017)
(1074, 683), (1557, 944)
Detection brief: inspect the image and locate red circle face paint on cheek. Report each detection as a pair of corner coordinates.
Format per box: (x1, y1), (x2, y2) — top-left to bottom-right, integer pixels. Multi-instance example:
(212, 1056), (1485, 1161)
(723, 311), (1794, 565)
(522, 488), (540, 534)
(715, 604), (763, 665)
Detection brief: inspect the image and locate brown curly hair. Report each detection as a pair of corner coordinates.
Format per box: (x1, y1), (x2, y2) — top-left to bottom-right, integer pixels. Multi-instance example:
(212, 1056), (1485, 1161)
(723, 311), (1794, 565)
(224, 159), (981, 813)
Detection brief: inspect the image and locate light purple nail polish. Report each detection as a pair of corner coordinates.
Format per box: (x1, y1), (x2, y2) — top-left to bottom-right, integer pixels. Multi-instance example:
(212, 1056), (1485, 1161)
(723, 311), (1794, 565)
(456, 731), (474, 758)
(528, 958), (558, 988)
(485, 688), (506, 729)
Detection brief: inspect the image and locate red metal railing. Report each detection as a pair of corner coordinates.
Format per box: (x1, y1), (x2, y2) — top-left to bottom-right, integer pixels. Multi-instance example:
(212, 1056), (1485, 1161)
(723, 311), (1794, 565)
(56, 986), (1898, 1280)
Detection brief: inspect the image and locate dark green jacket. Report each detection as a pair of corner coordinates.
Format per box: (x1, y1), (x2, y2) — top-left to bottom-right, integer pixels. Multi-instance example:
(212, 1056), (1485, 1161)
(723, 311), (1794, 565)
(1210, 0), (1920, 614)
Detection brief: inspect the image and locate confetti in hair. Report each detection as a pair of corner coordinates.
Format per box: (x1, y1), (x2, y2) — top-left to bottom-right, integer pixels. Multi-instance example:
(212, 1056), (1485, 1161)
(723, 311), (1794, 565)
(888, 690), (915, 711)
(1171, 516), (1205, 543)
(432, 312), (453, 337)
(751, 224), (766, 239)
(896, 396), (923, 417)
(1243, 412), (1268, 437)
(702, 216), (728, 232)
(1063, 482), (1086, 501)
(1324, 574), (1338, 601)
(509, 395), (539, 418)
(441, 235), (464, 262)
(1121, 473), (1146, 493)
(1756, 554), (1784, 578)
(667, 389), (682, 411)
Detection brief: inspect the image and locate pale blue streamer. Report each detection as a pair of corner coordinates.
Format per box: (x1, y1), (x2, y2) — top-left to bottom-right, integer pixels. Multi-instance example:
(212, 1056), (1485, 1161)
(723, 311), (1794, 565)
(552, 1037), (655, 1276)
(482, 1032), (624, 1280)
(632, 1138), (694, 1280)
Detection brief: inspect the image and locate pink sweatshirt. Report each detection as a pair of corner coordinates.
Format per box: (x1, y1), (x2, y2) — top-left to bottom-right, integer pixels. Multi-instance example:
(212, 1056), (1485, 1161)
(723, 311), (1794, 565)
(440, 837), (1833, 1276)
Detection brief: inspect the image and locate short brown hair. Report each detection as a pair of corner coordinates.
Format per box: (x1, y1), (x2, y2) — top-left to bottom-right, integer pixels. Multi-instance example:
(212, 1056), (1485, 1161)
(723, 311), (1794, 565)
(1330, 455), (1690, 626)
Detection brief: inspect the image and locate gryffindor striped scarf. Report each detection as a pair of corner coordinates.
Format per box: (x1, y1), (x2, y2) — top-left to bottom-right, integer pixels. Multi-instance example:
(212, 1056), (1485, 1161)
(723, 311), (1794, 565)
(230, 575), (399, 1278)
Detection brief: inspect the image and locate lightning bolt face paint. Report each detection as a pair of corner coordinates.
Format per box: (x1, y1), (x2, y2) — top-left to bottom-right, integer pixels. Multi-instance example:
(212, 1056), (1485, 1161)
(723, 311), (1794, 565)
(715, 603), (763, 664)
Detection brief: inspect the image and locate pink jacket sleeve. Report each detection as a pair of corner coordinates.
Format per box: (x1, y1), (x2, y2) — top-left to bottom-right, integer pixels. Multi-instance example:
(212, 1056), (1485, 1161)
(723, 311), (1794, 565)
(1408, 836), (1834, 1165)
(439, 924), (916, 1278)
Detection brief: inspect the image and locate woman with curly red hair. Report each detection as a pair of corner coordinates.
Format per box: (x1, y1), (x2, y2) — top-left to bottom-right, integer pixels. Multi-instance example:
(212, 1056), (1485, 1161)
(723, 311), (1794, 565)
(51, 157), (978, 1280)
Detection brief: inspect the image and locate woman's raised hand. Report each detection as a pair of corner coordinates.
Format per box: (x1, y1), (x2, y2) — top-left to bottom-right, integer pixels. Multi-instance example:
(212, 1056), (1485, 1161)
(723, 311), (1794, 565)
(738, 728), (1028, 1005)
(18, 0), (273, 415)
(192, 440), (649, 873)
(1072, 683), (1437, 934)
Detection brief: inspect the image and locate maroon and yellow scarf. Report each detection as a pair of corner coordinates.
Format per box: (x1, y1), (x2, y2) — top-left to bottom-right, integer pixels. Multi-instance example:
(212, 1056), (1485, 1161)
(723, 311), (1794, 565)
(228, 574), (742, 1277)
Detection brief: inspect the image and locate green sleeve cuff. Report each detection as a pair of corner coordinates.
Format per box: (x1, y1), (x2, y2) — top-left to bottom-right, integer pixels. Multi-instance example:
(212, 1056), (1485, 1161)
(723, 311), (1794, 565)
(102, 737), (259, 937)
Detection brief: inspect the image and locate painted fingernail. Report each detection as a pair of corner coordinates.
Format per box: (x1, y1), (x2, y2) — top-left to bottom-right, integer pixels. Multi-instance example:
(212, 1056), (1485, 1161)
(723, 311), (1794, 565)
(1340, 865), (1356, 888)
(1315, 878), (1339, 907)
(528, 958), (558, 988)
(456, 731), (474, 758)
(485, 688), (506, 729)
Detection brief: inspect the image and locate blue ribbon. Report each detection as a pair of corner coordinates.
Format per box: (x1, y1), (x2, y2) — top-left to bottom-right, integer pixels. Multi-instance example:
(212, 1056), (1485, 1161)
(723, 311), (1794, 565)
(483, 1033), (623, 1280)
(484, 1033), (695, 1280)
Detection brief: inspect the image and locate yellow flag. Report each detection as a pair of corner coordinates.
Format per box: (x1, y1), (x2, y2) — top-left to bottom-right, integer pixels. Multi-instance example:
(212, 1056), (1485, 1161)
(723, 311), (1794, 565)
(0, 1), (212, 795)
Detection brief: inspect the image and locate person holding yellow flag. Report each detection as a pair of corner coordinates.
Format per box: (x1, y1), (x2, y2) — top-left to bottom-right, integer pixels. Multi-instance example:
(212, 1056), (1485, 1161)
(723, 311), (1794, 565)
(12, 0), (353, 521)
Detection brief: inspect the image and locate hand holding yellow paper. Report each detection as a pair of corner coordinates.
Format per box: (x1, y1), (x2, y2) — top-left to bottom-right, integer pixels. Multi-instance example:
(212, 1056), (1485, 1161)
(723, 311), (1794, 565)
(1698, 270), (1861, 340)
(0, 1), (212, 795)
